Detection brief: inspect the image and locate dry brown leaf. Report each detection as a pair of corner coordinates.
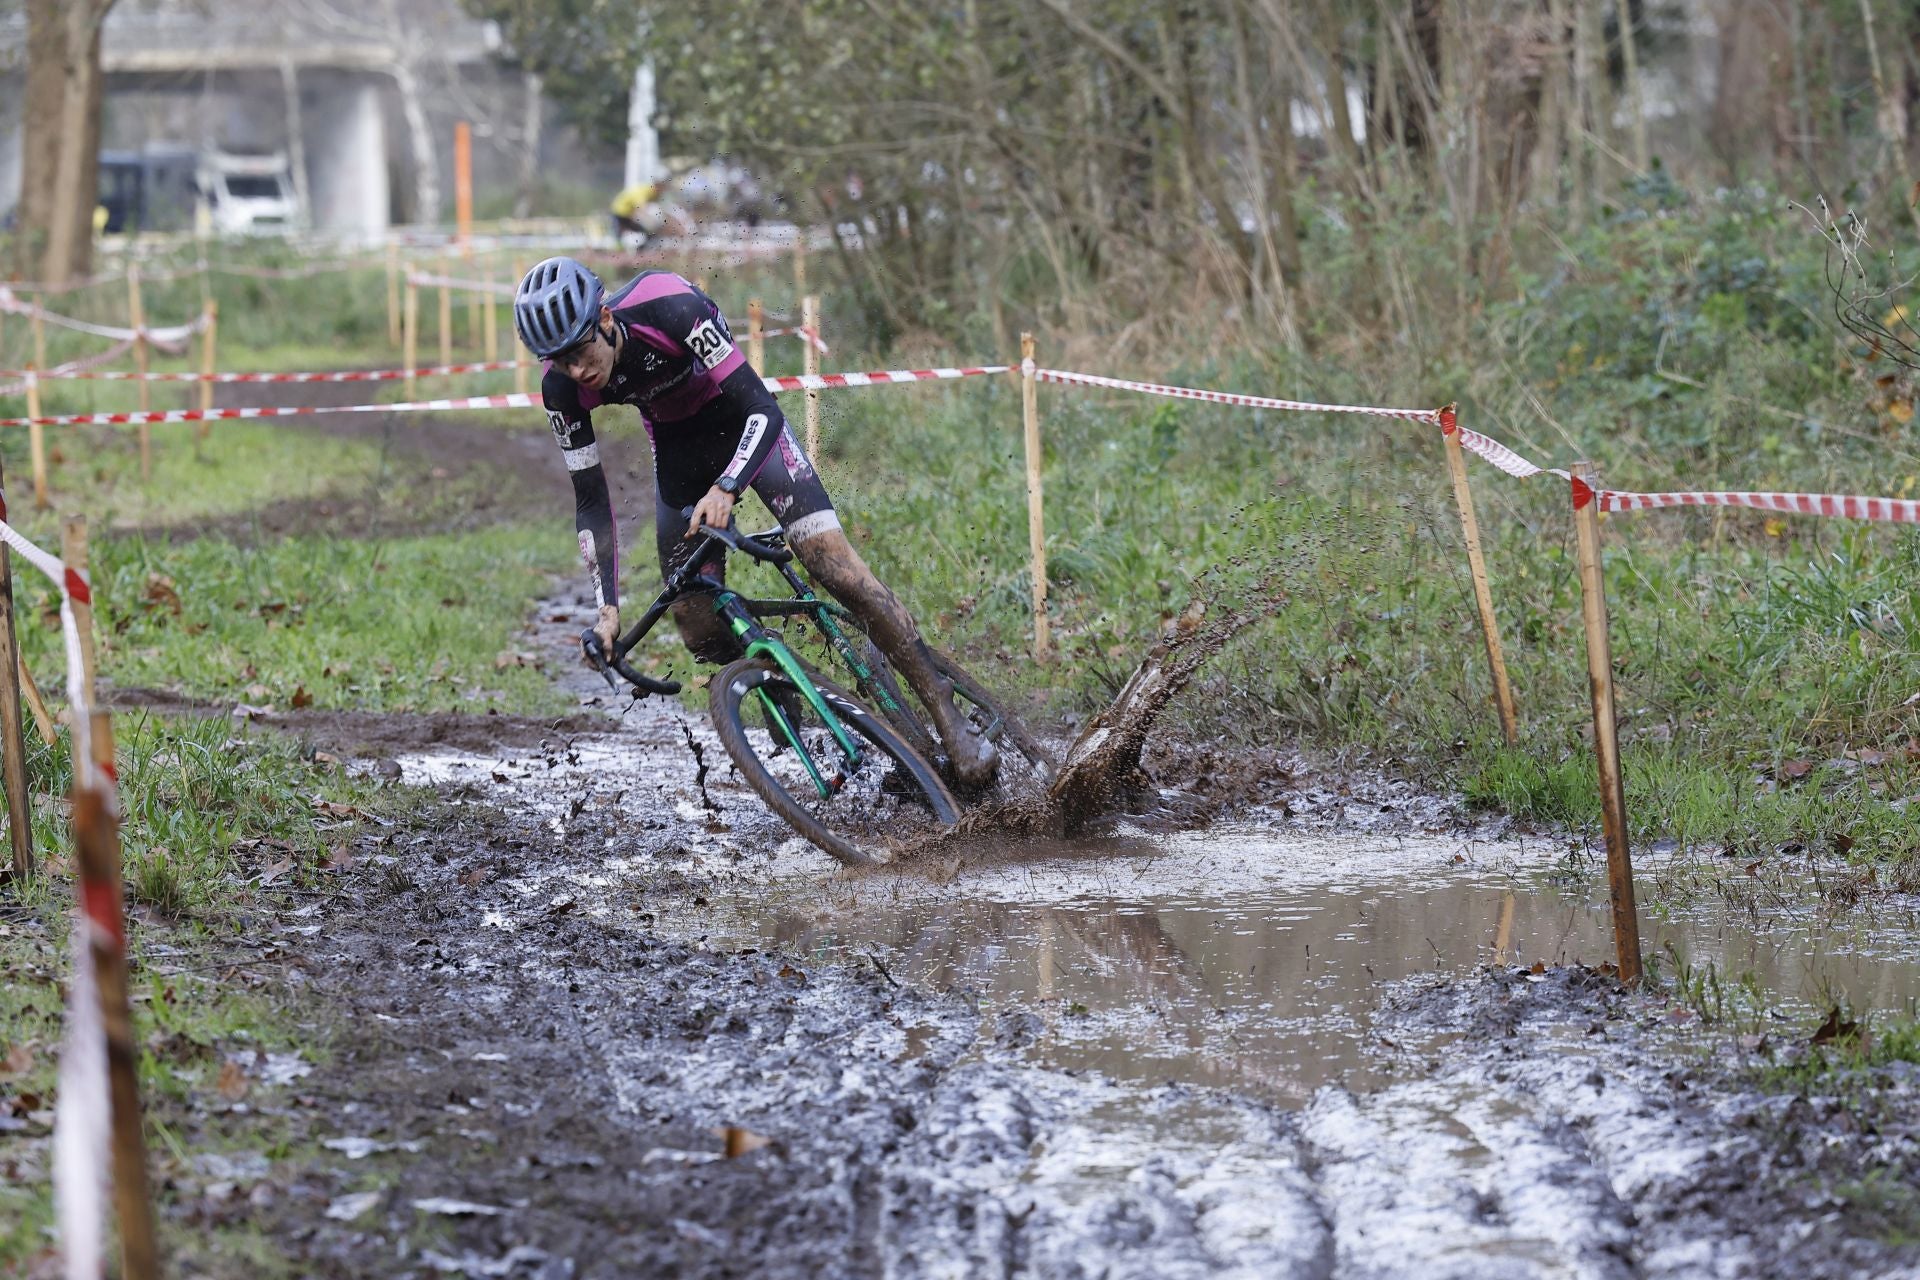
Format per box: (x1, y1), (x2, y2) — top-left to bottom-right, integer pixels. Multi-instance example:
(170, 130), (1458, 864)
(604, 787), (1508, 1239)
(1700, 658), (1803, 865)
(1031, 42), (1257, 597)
(216, 1060), (250, 1102)
(719, 1126), (772, 1158)
(290, 686), (314, 710)
(258, 857), (293, 887)
(1, 1042), (34, 1078)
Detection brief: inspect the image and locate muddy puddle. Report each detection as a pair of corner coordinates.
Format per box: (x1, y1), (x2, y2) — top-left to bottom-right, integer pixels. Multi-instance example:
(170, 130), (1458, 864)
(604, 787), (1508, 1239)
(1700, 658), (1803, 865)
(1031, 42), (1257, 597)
(396, 706), (1920, 1107)
(647, 828), (1920, 1104)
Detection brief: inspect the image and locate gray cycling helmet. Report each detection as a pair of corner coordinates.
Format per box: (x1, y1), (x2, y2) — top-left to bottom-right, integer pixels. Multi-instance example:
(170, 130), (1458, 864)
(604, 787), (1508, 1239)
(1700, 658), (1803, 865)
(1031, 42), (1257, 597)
(514, 257), (605, 358)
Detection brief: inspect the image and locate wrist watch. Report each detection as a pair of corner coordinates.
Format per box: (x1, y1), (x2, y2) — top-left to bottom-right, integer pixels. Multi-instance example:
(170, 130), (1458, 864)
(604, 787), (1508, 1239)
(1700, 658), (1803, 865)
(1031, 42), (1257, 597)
(716, 475), (744, 496)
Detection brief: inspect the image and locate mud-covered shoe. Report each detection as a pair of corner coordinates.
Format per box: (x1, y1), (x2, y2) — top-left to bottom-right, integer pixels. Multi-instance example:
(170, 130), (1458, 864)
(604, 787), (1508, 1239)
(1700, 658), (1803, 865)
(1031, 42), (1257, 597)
(943, 724), (1000, 790)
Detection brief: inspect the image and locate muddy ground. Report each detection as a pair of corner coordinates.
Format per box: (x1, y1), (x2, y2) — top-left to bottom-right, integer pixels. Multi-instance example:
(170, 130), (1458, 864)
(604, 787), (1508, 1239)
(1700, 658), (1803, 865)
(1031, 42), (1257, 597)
(46, 589), (1912, 1279)
(11, 406), (1916, 1278)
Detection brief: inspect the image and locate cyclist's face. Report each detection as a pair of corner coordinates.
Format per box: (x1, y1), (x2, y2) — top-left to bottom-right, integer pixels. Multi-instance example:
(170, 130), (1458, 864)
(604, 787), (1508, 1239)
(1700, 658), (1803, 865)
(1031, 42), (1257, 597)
(554, 309), (616, 387)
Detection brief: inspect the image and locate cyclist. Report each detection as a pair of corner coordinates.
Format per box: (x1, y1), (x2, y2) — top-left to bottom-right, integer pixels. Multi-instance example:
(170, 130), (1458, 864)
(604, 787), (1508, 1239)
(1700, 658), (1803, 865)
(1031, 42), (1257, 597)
(513, 256), (999, 788)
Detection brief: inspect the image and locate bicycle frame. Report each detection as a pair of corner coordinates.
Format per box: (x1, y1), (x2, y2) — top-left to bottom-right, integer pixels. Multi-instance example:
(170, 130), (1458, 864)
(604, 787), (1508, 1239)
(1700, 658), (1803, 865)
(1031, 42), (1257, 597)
(603, 522), (894, 800)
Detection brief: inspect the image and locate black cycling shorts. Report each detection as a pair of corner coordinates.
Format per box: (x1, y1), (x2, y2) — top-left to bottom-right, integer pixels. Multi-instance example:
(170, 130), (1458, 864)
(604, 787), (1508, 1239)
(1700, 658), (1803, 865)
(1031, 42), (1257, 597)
(654, 409), (838, 583)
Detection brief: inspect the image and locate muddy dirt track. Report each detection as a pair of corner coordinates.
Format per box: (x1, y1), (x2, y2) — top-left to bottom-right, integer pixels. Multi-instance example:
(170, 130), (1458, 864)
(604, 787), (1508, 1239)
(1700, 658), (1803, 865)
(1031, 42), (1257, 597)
(24, 403), (1918, 1278)
(113, 589), (1916, 1280)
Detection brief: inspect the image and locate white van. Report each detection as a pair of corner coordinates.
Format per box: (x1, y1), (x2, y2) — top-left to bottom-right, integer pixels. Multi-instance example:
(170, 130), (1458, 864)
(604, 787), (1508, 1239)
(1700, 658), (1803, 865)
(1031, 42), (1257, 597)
(195, 151), (302, 235)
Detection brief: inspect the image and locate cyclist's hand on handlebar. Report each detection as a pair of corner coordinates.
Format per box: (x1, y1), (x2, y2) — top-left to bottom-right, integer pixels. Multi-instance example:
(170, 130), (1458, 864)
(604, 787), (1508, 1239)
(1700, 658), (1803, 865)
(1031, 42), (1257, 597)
(685, 485), (736, 540)
(584, 603), (620, 667)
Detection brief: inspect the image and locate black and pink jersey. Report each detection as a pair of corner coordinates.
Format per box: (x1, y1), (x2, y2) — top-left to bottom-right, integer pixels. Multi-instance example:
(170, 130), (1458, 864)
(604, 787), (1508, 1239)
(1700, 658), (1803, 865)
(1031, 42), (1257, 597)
(541, 271), (792, 611)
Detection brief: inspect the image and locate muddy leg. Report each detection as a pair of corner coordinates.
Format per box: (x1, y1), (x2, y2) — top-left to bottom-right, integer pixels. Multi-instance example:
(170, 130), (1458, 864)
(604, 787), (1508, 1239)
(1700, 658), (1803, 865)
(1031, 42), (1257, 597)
(791, 527), (998, 787)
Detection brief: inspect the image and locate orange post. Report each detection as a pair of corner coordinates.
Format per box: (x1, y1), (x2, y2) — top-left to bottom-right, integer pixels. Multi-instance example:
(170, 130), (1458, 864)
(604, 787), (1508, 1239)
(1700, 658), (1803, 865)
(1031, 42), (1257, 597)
(454, 122), (474, 253)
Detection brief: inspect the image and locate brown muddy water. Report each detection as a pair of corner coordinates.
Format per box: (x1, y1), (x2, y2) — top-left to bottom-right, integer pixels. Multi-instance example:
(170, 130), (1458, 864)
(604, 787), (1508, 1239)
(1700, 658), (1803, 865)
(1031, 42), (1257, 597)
(401, 727), (1920, 1107)
(661, 828), (1920, 1105)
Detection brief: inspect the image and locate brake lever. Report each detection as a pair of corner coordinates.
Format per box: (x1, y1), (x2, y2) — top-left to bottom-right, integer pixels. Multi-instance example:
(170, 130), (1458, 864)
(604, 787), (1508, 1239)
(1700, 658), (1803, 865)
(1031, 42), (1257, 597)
(580, 629), (620, 692)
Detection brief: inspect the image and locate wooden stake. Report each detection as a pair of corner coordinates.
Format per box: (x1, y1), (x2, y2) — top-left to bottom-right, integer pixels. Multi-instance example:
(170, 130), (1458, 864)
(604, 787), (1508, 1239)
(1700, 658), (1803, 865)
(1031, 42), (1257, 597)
(1440, 406), (1519, 746)
(0, 457), (32, 878)
(404, 277), (420, 400)
(25, 366), (48, 512)
(17, 658), (55, 748)
(482, 265), (499, 365)
(747, 298), (765, 373)
(1570, 461), (1642, 986)
(438, 265), (454, 387)
(385, 240), (401, 346)
(28, 301), (48, 512)
(793, 234), (808, 302)
(1021, 333), (1052, 663)
(197, 300), (219, 438)
(128, 266), (151, 481)
(511, 258), (529, 395)
(802, 294), (821, 457)
(70, 711), (160, 1280)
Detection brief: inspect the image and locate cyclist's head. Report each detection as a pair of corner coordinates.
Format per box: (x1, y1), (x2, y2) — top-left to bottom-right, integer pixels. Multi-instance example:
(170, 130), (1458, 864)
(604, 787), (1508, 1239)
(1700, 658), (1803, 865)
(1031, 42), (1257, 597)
(514, 257), (606, 360)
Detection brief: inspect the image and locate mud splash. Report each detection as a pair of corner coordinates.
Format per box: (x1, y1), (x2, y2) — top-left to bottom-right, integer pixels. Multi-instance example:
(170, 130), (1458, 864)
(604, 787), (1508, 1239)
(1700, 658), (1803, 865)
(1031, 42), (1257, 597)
(925, 558), (1299, 854)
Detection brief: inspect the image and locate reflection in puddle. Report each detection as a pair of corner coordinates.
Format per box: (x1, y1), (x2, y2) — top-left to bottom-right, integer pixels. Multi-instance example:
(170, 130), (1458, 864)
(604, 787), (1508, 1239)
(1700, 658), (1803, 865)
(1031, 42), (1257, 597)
(681, 826), (1920, 1103)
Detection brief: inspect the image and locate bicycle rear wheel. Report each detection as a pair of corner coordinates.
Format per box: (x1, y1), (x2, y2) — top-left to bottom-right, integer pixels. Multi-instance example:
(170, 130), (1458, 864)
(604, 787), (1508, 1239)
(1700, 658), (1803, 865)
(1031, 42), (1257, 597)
(708, 658), (959, 867)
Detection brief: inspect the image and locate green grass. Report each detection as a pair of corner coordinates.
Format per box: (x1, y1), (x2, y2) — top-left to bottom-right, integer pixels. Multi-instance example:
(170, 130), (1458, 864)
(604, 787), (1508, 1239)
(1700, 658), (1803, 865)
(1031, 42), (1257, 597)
(0, 524), (577, 716)
(0, 716), (421, 1270)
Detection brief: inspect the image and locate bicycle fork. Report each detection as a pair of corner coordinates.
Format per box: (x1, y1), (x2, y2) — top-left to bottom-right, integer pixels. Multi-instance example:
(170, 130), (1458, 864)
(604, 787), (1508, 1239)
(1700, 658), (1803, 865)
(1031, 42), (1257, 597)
(720, 593), (864, 800)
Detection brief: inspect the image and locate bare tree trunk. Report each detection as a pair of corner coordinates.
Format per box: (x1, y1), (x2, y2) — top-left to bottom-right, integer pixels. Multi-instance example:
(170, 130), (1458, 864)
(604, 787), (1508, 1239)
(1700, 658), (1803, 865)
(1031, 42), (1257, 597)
(1616, 0), (1651, 172)
(1532, 0), (1569, 206)
(391, 55), (442, 226)
(280, 59), (311, 229)
(1568, 0), (1596, 226)
(1228, 0), (1297, 344)
(22, 0), (116, 285)
(513, 71), (543, 219)
(1860, 0), (1920, 237)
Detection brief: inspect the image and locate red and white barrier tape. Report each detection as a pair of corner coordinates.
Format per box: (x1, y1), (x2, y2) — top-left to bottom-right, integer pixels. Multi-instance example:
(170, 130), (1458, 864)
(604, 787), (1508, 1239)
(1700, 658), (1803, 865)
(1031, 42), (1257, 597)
(406, 271), (516, 298)
(0, 287), (208, 353)
(1025, 360), (1444, 425)
(0, 339), (140, 399)
(0, 509), (113, 1280)
(0, 363), (1012, 427)
(1583, 482), (1920, 524)
(758, 326), (830, 354)
(761, 365), (1007, 392)
(1, 359), (518, 385)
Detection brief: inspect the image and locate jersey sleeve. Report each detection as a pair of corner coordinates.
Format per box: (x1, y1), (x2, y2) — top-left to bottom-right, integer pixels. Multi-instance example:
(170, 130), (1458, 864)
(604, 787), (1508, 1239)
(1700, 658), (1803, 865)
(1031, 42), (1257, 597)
(543, 370), (620, 610)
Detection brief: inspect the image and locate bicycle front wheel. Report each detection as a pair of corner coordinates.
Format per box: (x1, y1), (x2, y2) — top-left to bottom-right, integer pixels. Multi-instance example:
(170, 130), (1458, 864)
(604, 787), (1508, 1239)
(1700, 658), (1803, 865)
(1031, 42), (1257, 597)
(708, 658), (960, 867)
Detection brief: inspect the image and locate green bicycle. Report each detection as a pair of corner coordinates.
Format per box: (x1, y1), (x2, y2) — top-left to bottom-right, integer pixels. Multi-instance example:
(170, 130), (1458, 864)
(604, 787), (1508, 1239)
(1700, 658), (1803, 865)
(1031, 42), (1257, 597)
(584, 513), (1037, 866)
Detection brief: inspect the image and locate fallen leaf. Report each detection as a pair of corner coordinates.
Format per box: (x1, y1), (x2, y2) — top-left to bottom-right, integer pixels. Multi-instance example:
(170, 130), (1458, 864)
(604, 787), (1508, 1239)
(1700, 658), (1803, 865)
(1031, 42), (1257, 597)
(1892, 399), (1915, 425)
(323, 846), (356, 872)
(1763, 517), (1786, 538)
(1, 1043), (33, 1078)
(460, 867), (490, 888)
(1529, 961), (1546, 976)
(216, 1059), (250, 1102)
(141, 574), (182, 616)
(1810, 1007), (1862, 1048)
(1779, 759), (1814, 780)
(1834, 833), (1856, 855)
(258, 857), (294, 887)
(244, 683), (272, 701)
(719, 1126), (772, 1158)
(290, 686), (314, 710)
